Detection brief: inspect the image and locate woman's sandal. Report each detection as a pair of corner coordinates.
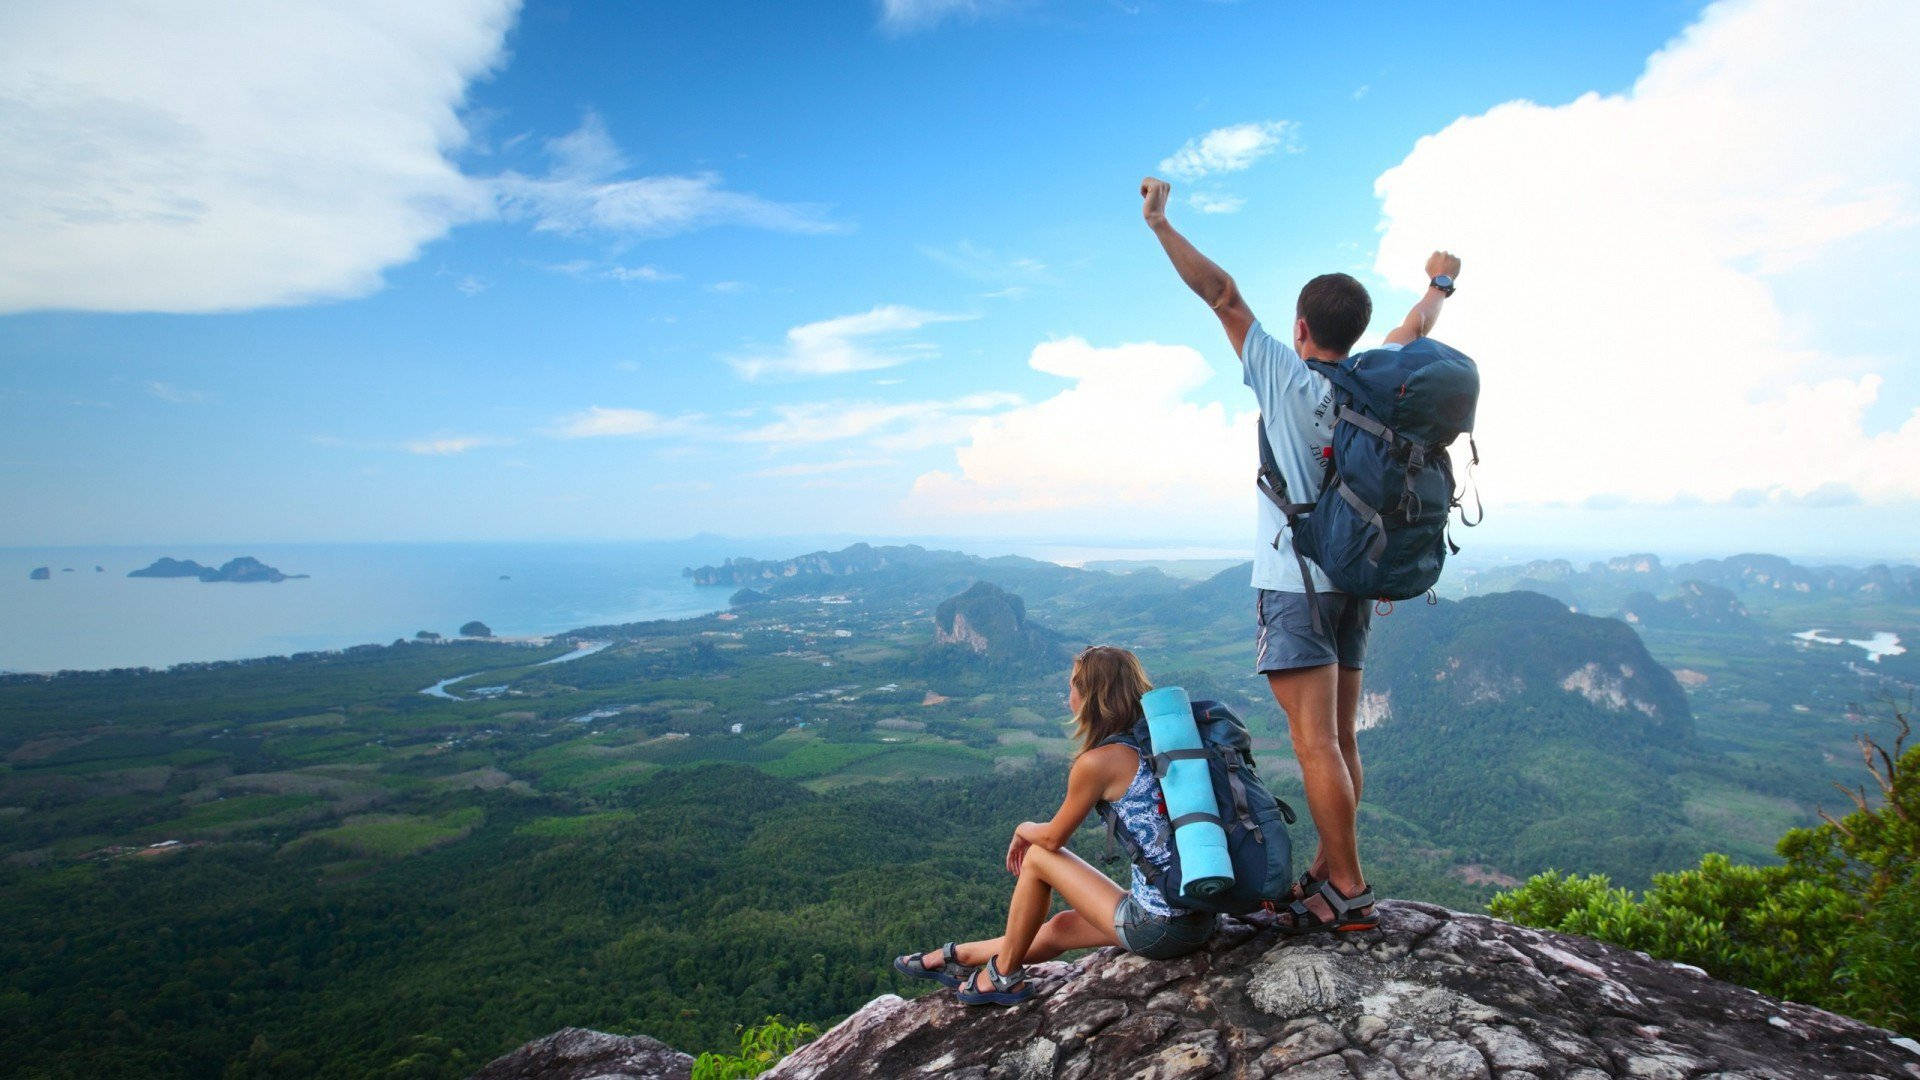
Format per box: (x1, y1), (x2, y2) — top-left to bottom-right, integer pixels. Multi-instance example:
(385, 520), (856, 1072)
(892, 942), (970, 989)
(955, 955), (1036, 1006)
(1276, 878), (1379, 935)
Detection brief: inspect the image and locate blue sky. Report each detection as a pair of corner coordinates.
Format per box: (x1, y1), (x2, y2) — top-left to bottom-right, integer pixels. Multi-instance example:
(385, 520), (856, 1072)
(3, 0), (1916, 560)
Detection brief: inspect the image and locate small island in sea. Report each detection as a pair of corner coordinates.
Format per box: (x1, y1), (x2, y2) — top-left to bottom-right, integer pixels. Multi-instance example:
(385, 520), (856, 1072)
(127, 556), (309, 583)
(28, 566), (51, 580)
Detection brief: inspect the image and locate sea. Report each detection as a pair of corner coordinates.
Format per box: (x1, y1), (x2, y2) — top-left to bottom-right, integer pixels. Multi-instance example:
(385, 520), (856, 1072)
(0, 540), (808, 674)
(1, 536), (1550, 674)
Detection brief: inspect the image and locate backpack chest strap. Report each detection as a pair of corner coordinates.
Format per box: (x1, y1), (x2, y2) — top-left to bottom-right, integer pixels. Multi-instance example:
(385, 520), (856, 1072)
(1148, 747), (1211, 777)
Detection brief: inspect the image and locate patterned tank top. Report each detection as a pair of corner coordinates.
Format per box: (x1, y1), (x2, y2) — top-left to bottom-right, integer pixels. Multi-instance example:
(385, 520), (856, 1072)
(1111, 748), (1178, 916)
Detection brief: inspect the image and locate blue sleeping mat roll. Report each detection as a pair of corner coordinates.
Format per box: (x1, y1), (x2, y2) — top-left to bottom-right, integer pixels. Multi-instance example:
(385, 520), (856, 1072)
(1140, 686), (1234, 898)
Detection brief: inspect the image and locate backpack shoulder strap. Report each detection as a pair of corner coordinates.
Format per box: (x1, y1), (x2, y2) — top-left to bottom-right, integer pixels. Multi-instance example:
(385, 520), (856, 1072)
(1255, 417), (1332, 633)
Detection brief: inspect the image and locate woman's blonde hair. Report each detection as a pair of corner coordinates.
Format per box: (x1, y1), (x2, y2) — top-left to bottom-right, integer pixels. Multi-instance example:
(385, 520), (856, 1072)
(1068, 646), (1153, 754)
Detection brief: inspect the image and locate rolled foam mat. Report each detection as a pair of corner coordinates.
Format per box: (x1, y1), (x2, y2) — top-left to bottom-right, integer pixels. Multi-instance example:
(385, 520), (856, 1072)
(1141, 686), (1233, 897)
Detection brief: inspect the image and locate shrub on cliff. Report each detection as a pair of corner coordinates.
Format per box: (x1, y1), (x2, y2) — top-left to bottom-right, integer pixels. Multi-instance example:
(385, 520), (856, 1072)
(692, 1016), (818, 1080)
(1492, 701), (1918, 1035)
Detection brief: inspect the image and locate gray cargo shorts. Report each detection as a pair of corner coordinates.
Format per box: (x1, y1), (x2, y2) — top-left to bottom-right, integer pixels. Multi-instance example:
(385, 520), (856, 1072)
(1255, 589), (1372, 673)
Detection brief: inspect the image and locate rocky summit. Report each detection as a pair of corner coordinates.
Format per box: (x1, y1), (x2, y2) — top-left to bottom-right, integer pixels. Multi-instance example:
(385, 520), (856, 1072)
(478, 901), (1920, 1080)
(469, 1027), (692, 1080)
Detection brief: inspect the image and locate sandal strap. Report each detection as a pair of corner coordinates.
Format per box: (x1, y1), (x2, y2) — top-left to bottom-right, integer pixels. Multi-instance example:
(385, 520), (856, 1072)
(1313, 878), (1375, 916)
(985, 955), (1026, 992)
(943, 942), (961, 968)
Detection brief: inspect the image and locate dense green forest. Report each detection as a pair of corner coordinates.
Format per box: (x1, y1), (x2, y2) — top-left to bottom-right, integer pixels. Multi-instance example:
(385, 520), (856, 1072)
(2, 544), (1913, 1076)
(1492, 704), (1917, 1036)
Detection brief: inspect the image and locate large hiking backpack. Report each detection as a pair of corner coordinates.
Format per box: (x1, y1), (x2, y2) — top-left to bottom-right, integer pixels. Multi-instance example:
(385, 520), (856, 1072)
(1093, 699), (1296, 916)
(1258, 336), (1482, 611)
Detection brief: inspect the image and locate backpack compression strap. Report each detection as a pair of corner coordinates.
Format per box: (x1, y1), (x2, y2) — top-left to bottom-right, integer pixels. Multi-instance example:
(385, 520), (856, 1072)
(1150, 746), (1259, 835)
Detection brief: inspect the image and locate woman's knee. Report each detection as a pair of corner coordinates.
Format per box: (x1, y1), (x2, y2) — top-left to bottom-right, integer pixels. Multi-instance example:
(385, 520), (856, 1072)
(1021, 844), (1063, 879)
(1031, 909), (1087, 952)
(1044, 909), (1080, 933)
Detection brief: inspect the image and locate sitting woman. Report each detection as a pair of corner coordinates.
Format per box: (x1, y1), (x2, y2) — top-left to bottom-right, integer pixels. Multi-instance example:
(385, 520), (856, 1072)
(893, 646), (1216, 1006)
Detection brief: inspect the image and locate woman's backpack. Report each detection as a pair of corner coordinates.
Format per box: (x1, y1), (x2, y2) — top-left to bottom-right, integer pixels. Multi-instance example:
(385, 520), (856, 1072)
(1093, 698), (1296, 916)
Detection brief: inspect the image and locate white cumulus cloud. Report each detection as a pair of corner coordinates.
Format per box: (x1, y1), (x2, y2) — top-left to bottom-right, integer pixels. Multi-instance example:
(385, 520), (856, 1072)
(1158, 121), (1298, 182)
(0, 0), (518, 314)
(1372, 0), (1920, 508)
(727, 305), (974, 380)
(907, 338), (1253, 521)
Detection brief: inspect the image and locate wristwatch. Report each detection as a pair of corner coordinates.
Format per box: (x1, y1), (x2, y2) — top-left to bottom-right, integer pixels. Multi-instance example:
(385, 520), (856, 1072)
(1430, 275), (1456, 296)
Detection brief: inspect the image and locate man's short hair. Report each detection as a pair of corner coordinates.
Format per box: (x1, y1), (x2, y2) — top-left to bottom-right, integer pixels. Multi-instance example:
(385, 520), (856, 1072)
(1296, 273), (1372, 355)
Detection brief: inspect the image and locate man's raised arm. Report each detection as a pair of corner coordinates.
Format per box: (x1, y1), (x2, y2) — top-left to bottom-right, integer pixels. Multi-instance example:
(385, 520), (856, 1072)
(1141, 176), (1255, 357)
(1384, 250), (1462, 346)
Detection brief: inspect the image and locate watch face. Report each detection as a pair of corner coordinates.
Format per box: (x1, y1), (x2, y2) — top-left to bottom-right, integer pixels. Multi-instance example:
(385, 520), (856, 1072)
(1433, 275), (1454, 289)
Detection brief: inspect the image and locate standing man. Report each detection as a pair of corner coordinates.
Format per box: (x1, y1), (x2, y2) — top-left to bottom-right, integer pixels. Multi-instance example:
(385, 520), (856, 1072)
(1140, 175), (1460, 932)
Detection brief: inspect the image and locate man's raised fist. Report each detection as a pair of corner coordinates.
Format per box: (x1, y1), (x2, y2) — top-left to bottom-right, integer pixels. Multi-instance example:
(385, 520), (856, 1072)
(1140, 176), (1171, 227)
(1425, 250), (1462, 280)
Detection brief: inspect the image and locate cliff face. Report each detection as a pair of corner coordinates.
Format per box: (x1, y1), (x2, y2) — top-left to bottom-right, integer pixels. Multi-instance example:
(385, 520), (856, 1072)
(930, 581), (1072, 668)
(1367, 591), (1693, 738)
(476, 902), (1920, 1080)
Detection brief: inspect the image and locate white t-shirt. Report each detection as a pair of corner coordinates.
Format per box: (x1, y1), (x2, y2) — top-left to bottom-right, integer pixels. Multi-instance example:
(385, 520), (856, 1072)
(1241, 321), (1403, 593)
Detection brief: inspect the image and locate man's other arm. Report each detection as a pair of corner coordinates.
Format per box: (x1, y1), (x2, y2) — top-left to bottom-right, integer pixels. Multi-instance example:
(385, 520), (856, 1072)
(1384, 250), (1462, 345)
(1141, 176), (1255, 357)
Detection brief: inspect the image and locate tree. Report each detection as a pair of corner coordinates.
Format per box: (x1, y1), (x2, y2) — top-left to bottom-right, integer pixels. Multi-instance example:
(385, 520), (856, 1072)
(458, 621), (492, 638)
(1490, 701), (1917, 1034)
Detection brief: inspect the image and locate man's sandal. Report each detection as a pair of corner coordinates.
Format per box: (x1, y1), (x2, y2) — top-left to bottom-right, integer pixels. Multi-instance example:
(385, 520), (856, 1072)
(955, 955), (1037, 1006)
(1287, 869), (1326, 903)
(892, 942), (970, 989)
(1277, 878), (1379, 934)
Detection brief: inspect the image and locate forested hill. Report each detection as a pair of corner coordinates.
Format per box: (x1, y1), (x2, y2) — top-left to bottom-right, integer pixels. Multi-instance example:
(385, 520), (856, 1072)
(1, 541), (1911, 1077)
(1460, 551), (1920, 611)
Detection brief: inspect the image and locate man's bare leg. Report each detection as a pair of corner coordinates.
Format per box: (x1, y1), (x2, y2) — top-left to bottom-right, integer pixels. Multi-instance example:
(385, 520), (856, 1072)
(1270, 663), (1368, 918)
(1302, 665), (1366, 881)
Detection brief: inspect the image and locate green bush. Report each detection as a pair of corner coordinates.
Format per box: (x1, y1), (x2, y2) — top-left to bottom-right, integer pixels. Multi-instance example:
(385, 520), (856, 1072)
(691, 1016), (820, 1080)
(1491, 703), (1917, 1034)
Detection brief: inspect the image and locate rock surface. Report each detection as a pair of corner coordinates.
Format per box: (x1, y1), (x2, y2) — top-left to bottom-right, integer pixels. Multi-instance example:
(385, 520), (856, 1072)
(469, 1027), (692, 1080)
(757, 901), (1919, 1080)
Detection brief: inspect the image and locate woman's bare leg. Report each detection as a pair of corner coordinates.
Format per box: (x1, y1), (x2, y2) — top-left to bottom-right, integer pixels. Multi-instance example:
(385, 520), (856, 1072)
(944, 908), (1115, 972)
(953, 844), (1125, 990)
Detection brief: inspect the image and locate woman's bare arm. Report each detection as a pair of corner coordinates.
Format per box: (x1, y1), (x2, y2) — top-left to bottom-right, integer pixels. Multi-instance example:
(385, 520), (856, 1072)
(1009, 745), (1130, 871)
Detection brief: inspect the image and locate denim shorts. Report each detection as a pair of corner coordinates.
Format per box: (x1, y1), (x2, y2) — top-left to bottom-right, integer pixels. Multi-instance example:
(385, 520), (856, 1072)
(1112, 896), (1215, 960)
(1255, 589), (1372, 673)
